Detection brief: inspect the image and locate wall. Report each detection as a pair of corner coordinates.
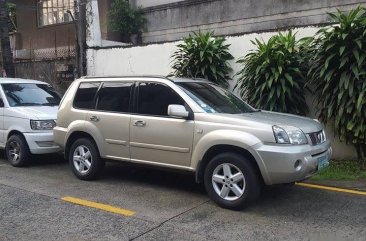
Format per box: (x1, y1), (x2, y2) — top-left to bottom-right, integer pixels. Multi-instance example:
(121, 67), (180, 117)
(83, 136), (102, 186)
(142, 0), (366, 43)
(97, 0), (111, 40)
(132, 0), (183, 8)
(97, 0), (122, 42)
(87, 26), (357, 160)
(14, 59), (74, 93)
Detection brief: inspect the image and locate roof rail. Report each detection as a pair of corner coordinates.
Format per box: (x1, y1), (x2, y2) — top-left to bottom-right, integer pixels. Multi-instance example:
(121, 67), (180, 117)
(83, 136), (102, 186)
(81, 75), (171, 80)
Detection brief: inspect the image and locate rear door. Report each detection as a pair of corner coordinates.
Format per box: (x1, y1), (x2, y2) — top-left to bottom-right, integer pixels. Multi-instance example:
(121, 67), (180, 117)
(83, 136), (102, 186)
(129, 82), (195, 167)
(86, 82), (133, 160)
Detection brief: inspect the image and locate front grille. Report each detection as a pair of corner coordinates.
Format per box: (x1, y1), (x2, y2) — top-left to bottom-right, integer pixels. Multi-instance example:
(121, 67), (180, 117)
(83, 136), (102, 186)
(308, 130), (326, 146)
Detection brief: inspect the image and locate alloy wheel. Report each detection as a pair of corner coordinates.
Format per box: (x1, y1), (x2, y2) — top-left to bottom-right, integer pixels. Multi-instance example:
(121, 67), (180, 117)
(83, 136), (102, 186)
(212, 163), (246, 201)
(73, 145), (92, 174)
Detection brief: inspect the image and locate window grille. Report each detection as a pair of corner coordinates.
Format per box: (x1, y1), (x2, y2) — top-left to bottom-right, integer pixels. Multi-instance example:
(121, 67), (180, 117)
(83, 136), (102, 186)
(37, 0), (74, 27)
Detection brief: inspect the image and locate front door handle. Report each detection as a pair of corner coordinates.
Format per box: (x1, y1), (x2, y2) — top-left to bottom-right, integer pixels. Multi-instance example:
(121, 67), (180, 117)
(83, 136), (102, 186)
(90, 116), (100, 122)
(133, 120), (146, 127)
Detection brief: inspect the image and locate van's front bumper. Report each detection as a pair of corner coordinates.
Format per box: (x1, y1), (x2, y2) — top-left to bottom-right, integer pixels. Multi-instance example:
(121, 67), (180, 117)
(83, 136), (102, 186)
(23, 132), (60, 154)
(252, 140), (332, 185)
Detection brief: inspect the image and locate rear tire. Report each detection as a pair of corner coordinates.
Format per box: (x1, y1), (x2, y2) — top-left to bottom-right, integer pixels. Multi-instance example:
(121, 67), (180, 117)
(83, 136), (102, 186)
(69, 138), (104, 180)
(204, 152), (262, 210)
(6, 134), (31, 167)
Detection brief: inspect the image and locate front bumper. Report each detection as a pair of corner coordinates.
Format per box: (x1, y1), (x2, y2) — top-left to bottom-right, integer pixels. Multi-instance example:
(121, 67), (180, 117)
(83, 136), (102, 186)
(23, 132), (60, 154)
(253, 140), (331, 185)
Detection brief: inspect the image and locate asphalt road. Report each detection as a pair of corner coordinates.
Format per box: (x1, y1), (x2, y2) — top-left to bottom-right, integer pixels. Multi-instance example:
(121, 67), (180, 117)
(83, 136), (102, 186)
(0, 153), (365, 241)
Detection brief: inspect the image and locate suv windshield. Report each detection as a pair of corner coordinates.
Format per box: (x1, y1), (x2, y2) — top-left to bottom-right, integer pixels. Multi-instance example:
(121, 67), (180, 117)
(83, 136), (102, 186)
(177, 82), (255, 114)
(2, 83), (61, 107)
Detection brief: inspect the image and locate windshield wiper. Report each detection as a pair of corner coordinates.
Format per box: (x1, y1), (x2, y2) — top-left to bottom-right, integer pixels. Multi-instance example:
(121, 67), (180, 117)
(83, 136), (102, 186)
(13, 103), (42, 106)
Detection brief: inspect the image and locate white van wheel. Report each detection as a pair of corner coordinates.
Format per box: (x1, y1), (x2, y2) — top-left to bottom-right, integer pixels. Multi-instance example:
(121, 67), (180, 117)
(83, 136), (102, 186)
(6, 134), (31, 167)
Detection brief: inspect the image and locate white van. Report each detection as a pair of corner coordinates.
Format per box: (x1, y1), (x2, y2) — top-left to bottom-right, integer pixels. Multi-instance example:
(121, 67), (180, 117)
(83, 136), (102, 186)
(0, 78), (61, 166)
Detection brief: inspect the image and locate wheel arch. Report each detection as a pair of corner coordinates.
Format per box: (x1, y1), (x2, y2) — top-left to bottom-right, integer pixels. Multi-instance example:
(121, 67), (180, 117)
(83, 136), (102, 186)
(65, 131), (99, 160)
(7, 130), (25, 140)
(195, 144), (265, 185)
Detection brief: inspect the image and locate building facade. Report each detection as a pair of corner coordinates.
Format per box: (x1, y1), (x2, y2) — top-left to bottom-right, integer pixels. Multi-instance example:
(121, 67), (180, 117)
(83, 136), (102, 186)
(12, 0), (76, 91)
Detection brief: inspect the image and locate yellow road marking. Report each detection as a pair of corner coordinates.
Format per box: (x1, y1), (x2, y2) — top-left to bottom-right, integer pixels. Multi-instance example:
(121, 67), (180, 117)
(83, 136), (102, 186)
(61, 196), (135, 216)
(296, 182), (366, 196)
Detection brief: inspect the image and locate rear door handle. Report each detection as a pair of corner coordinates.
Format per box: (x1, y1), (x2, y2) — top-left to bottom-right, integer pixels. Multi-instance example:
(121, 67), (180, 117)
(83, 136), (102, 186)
(133, 120), (146, 127)
(90, 116), (100, 122)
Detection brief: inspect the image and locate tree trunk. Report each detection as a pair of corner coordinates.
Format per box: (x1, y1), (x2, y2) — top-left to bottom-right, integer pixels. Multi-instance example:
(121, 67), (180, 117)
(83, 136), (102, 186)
(0, 0), (14, 77)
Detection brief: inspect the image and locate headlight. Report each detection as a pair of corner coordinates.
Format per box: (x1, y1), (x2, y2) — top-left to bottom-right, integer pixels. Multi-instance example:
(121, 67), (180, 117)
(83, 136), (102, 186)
(30, 120), (56, 130)
(273, 125), (308, 145)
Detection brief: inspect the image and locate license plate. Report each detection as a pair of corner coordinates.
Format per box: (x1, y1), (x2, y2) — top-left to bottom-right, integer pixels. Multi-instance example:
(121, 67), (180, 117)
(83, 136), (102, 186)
(317, 155), (329, 170)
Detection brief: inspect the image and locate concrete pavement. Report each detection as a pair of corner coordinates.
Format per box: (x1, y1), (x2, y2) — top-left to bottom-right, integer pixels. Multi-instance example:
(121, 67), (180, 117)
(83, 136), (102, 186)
(0, 153), (365, 241)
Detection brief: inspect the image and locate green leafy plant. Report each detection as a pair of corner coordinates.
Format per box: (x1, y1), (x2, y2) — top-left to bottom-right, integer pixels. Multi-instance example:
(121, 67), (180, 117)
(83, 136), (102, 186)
(235, 31), (310, 115)
(308, 7), (366, 161)
(171, 31), (234, 87)
(108, 0), (146, 39)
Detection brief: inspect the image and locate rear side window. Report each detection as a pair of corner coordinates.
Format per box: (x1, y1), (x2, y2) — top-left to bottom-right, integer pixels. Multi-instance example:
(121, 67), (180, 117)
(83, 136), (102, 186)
(73, 82), (100, 109)
(96, 82), (133, 113)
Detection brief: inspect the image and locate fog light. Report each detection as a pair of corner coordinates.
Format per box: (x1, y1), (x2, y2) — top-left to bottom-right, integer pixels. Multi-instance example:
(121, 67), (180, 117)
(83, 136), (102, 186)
(294, 159), (302, 171)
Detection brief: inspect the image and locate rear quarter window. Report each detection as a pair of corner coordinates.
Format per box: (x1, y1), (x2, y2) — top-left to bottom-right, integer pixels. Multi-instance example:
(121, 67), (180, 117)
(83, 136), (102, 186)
(73, 82), (100, 109)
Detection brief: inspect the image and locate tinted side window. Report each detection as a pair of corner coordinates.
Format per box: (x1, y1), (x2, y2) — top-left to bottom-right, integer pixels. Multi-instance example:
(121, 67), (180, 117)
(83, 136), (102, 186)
(137, 82), (184, 116)
(96, 82), (132, 113)
(73, 82), (100, 109)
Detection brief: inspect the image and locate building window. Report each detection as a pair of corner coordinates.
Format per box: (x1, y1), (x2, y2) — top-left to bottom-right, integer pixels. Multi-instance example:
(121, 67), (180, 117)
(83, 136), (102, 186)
(37, 0), (74, 27)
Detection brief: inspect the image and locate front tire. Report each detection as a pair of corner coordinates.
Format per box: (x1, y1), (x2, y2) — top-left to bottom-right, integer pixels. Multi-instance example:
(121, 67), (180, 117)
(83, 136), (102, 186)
(204, 153), (262, 210)
(69, 138), (104, 180)
(6, 134), (31, 167)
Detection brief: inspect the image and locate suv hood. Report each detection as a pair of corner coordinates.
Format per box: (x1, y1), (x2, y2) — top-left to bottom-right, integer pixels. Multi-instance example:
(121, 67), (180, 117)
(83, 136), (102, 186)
(7, 106), (58, 120)
(207, 111), (322, 134)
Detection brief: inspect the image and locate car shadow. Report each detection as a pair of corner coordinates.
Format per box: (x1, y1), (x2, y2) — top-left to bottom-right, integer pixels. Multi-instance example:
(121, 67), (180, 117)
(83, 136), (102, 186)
(101, 161), (295, 200)
(0, 150), (297, 204)
(102, 162), (206, 195)
(0, 150), (66, 166)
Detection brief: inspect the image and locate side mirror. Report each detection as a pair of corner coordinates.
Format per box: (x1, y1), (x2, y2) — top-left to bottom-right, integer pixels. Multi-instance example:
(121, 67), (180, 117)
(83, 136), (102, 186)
(168, 104), (189, 118)
(0, 99), (4, 108)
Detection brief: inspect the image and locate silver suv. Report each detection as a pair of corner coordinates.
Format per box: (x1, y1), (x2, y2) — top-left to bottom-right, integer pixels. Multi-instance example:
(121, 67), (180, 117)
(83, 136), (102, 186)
(54, 76), (331, 209)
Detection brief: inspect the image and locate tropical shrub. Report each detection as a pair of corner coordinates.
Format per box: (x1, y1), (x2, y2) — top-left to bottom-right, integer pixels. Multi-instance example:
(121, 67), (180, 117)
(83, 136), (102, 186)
(235, 31), (310, 115)
(7, 3), (16, 31)
(171, 31), (234, 87)
(308, 7), (366, 161)
(108, 0), (146, 39)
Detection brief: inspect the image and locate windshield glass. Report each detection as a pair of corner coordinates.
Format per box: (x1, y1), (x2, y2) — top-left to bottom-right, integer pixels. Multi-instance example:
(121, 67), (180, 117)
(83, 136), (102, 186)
(177, 82), (255, 114)
(2, 83), (61, 107)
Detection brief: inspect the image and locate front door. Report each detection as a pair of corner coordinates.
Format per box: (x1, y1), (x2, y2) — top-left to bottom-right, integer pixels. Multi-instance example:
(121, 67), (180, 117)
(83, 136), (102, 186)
(129, 82), (194, 167)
